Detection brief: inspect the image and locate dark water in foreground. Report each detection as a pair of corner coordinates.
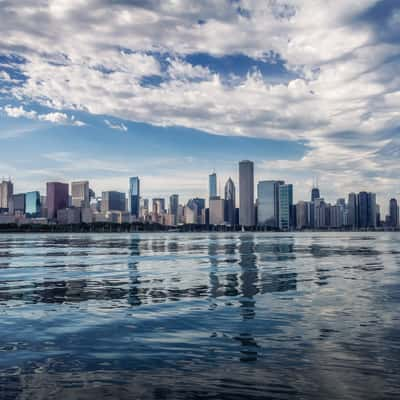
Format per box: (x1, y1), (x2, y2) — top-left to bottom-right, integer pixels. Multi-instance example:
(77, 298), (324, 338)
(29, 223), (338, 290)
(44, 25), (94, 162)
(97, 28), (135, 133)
(0, 232), (399, 399)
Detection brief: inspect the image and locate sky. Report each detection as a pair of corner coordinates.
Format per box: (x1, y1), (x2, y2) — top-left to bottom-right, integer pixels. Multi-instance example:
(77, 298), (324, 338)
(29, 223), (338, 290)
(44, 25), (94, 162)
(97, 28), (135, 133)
(1, 0), (400, 213)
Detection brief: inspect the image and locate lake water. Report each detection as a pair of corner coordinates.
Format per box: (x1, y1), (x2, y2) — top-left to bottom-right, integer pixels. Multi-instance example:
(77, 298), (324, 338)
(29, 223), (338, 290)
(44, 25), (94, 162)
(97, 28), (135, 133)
(0, 232), (399, 399)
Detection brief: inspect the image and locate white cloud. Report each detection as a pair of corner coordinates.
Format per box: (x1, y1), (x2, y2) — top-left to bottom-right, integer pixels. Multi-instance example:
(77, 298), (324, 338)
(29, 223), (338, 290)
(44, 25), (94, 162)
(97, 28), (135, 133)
(1, 0), (400, 205)
(104, 119), (128, 132)
(3, 105), (85, 126)
(4, 105), (37, 119)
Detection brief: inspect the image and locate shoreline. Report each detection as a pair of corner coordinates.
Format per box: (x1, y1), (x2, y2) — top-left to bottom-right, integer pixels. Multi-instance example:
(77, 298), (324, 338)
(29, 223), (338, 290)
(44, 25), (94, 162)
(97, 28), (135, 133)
(0, 223), (398, 234)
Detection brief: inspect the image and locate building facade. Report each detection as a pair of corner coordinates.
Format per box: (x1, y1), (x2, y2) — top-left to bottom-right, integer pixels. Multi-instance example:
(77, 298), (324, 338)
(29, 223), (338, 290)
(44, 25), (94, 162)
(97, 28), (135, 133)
(239, 160), (254, 226)
(101, 191), (126, 213)
(209, 197), (225, 225)
(0, 180), (13, 210)
(209, 172), (217, 200)
(129, 177), (140, 217)
(71, 181), (90, 208)
(47, 182), (69, 220)
(224, 178), (236, 226)
(279, 184), (293, 231)
(25, 191), (41, 217)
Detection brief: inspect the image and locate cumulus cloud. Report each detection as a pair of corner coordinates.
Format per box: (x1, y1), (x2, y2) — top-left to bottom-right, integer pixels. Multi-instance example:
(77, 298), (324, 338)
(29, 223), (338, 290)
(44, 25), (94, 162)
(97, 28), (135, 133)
(1, 0), (400, 205)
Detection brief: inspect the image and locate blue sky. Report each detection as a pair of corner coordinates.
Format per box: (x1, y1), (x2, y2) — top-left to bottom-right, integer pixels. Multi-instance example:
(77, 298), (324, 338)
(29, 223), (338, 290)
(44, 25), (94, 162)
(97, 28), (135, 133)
(1, 0), (400, 211)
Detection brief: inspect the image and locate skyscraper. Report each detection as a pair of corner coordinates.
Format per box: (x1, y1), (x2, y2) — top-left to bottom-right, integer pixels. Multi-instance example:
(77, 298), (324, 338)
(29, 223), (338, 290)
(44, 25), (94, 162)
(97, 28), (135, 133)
(209, 172), (217, 199)
(358, 192), (376, 229)
(311, 187), (320, 202)
(0, 179), (13, 210)
(71, 181), (90, 208)
(10, 193), (25, 215)
(257, 180), (282, 227)
(296, 201), (310, 229)
(25, 191), (41, 217)
(389, 198), (399, 227)
(129, 177), (140, 217)
(224, 177), (236, 225)
(279, 184), (293, 231)
(347, 193), (358, 229)
(47, 182), (69, 220)
(101, 191), (126, 213)
(152, 198), (166, 217)
(169, 194), (179, 225)
(239, 160), (254, 226)
(209, 197), (225, 225)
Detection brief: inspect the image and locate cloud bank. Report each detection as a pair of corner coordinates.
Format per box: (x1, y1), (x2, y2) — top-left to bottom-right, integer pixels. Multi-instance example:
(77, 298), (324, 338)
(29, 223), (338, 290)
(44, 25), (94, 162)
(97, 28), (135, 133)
(1, 0), (400, 207)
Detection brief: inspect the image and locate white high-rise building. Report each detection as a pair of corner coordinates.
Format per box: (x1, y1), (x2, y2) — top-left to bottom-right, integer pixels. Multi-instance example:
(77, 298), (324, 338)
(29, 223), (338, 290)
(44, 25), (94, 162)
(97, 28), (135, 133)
(71, 181), (90, 208)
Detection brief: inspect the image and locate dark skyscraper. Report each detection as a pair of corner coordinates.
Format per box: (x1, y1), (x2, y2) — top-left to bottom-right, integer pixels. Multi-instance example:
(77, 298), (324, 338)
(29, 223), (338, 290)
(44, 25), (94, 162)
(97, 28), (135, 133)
(311, 187), (320, 202)
(389, 198), (399, 227)
(358, 192), (376, 229)
(10, 193), (25, 215)
(129, 177), (140, 217)
(224, 177), (236, 226)
(347, 193), (358, 228)
(239, 160), (254, 226)
(101, 191), (126, 212)
(169, 194), (179, 225)
(47, 182), (69, 220)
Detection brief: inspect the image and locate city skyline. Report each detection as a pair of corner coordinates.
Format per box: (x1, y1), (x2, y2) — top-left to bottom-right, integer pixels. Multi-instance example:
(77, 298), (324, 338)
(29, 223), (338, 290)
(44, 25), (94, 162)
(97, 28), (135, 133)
(1, 158), (399, 230)
(1, 1), (400, 213)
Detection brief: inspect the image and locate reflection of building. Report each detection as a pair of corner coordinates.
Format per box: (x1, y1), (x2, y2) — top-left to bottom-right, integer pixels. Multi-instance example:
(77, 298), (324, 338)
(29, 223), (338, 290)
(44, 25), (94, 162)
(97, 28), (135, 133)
(129, 177), (140, 218)
(71, 181), (90, 208)
(25, 191), (41, 217)
(239, 160), (254, 226)
(47, 182), (69, 220)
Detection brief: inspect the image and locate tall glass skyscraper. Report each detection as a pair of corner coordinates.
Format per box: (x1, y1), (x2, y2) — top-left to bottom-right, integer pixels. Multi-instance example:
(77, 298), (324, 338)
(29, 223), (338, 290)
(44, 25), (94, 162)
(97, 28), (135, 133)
(239, 160), (254, 226)
(129, 177), (140, 217)
(389, 198), (399, 227)
(224, 177), (236, 226)
(25, 191), (41, 217)
(209, 172), (217, 199)
(257, 180), (282, 227)
(279, 184), (293, 231)
(358, 192), (376, 229)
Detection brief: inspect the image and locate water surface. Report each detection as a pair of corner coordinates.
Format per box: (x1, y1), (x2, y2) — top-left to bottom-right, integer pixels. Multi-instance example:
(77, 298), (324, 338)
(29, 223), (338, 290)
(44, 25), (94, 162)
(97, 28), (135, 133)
(0, 232), (399, 399)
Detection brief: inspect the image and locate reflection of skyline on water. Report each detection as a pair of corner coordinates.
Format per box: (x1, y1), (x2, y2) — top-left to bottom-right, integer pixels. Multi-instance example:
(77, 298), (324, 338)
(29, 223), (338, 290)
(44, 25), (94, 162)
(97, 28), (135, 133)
(0, 233), (399, 399)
